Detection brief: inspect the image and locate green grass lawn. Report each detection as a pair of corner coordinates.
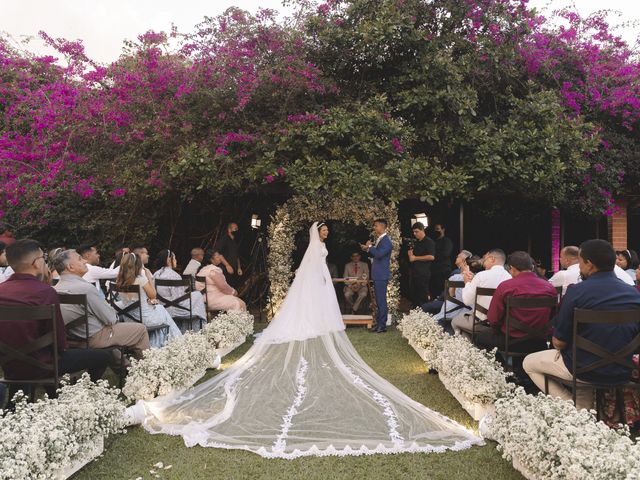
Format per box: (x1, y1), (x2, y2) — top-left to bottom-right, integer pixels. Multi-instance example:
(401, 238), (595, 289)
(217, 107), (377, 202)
(74, 325), (521, 480)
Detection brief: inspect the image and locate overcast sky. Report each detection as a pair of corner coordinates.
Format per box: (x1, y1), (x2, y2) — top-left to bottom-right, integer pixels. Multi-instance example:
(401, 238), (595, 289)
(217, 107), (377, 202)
(1, 0), (638, 63)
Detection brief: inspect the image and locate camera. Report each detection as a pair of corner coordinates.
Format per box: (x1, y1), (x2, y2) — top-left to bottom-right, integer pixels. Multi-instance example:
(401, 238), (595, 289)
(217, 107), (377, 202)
(402, 237), (415, 250)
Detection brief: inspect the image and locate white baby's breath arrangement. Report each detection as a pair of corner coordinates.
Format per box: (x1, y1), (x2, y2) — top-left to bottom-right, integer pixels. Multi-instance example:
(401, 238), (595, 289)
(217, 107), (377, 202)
(428, 334), (514, 405)
(0, 374), (124, 479)
(398, 309), (512, 405)
(267, 194), (401, 320)
(488, 388), (640, 480)
(123, 312), (254, 401)
(397, 309), (445, 354)
(123, 331), (217, 401)
(204, 310), (255, 348)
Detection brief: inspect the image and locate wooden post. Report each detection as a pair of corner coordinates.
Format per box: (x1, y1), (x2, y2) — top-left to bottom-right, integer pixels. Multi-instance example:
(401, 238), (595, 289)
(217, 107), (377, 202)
(459, 202), (464, 250)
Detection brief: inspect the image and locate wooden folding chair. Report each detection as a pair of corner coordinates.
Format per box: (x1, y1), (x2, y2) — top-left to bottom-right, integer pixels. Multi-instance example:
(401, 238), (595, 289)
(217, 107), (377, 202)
(0, 305), (74, 402)
(544, 308), (640, 423)
(155, 278), (202, 331)
(195, 275), (217, 322)
(468, 287), (496, 344)
(499, 295), (558, 371)
(58, 292), (129, 387)
(442, 280), (467, 321)
(109, 285), (170, 338)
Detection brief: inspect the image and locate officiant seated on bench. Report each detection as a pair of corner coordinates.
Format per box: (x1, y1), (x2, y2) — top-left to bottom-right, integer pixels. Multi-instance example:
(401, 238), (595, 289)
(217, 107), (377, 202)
(343, 251), (370, 314)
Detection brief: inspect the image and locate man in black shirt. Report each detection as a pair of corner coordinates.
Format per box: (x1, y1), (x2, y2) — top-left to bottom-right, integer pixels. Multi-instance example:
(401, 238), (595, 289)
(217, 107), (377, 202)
(430, 223), (453, 298)
(408, 222), (435, 306)
(215, 222), (243, 288)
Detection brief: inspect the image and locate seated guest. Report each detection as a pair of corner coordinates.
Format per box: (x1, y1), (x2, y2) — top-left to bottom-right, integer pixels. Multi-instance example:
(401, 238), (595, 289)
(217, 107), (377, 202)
(616, 249), (639, 282)
(196, 251), (246, 312)
(614, 264), (635, 286)
(78, 244), (119, 294)
(533, 259), (548, 279)
(116, 253), (182, 348)
(52, 249), (150, 363)
(452, 249), (512, 337)
(131, 245), (150, 266)
(550, 245), (632, 287)
(548, 246), (580, 295)
(183, 247), (205, 277)
(152, 249), (207, 330)
(0, 241), (13, 284)
(0, 240), (109, 393)
(524, 239), (640, 410)
(422, 250), (472, 315)
(343, 251), (370, 314)
(108, 244), (130, 269)
(476, 251), (557, 351)
(0, 222), (15, 246)
(426, 254), (482, 324)
(47, 247), (64, 282)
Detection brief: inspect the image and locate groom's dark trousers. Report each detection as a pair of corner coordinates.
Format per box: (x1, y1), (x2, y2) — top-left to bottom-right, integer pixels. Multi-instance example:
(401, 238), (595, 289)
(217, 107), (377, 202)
(373, 280), (388, 331)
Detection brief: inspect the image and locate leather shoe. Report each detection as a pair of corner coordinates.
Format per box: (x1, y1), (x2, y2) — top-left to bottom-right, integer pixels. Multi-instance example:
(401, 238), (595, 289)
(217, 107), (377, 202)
(376, 329), (387, 333)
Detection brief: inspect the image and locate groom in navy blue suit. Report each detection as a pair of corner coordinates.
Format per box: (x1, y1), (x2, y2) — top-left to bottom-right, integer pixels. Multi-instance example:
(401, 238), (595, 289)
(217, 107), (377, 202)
(361, 219), (392, 333)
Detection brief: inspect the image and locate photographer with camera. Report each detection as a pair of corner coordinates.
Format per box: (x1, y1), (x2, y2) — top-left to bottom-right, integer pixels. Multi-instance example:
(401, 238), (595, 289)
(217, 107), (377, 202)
(408, 222), (435, 306)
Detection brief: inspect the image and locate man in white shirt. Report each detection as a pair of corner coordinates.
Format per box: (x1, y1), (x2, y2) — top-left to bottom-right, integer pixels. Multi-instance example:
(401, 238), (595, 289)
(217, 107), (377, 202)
(548, 246), (580, 295)
(614, 264), (635, 286)
(452, 248), (512, 336)
(78, 244), (119, 294)
(549, 245), (634, 292)
(183, 247), (205, 276)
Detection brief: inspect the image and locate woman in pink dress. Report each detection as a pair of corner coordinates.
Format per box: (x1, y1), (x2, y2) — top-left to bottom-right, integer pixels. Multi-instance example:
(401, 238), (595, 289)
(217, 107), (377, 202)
(196, 251), (246, 312)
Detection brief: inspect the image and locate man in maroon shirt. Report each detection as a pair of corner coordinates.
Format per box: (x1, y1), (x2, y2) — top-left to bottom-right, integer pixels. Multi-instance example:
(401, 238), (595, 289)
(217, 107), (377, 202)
(475, 251), (557, 353)
(0, 239), (109, 396)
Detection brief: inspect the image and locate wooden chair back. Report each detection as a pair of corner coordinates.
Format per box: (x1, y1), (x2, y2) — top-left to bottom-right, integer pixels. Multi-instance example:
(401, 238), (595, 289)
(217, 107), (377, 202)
(442, 280), (466, 320)
(502, 295), (558, 361)
(57, 293), (89, 348)
(109, 285), (143, 323)
(155, 278), (196, 329)
(470, 287), (496, 342)
(0, 305), (60, 394)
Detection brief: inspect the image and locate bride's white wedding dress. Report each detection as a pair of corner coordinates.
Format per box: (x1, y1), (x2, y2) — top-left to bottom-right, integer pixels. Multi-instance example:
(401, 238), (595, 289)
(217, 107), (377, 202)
(128, 223), (483, 458)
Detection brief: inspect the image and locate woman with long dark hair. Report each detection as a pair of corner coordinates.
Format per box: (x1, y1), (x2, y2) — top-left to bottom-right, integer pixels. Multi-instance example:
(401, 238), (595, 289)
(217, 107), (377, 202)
(152, 249), (207, 330)
(116, 252), (181, 348)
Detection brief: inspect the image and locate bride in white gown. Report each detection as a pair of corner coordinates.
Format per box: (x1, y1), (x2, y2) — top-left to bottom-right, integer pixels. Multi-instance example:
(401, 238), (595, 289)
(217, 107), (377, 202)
(126, 222), (483, 458)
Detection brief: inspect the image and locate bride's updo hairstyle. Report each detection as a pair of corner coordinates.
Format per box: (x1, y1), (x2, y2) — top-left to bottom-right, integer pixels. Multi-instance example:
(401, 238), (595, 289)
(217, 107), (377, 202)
(317, 222), (326, 231)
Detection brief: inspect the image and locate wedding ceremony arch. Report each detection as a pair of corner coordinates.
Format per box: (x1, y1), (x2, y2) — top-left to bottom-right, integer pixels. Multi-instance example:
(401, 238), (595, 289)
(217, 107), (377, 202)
(266, 195), (402, 319)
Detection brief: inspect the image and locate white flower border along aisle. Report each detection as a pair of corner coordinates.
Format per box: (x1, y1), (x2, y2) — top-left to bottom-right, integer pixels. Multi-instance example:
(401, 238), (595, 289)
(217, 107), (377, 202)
(397, 309), (513, 420)
(483, 388), (640, 480)
(398, 309), (640, 479)
(0, 375), (124, 479)
(267, 194), (401, 321)
(123, 311), (254, 402)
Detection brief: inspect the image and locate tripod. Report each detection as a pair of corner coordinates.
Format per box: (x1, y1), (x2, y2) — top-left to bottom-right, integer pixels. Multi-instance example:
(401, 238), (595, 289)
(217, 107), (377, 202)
(238, 229), (272, 322)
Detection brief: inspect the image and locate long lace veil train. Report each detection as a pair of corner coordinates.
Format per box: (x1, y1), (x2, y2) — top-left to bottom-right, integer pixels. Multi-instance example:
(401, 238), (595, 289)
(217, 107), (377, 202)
(132, 222), (483, 458)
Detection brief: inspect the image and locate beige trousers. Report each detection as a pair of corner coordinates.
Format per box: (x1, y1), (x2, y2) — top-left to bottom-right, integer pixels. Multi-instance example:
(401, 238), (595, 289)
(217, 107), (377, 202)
(88, 323), (150, 359)
(344, 286), (368, 312)
(523, 349), (594, 410)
